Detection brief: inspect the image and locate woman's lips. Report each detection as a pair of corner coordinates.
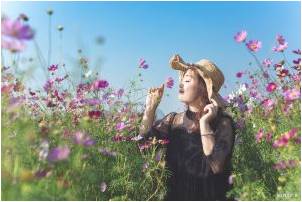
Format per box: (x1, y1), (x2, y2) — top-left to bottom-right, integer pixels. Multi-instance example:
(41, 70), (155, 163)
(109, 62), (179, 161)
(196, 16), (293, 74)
(179, 89), (184, 93)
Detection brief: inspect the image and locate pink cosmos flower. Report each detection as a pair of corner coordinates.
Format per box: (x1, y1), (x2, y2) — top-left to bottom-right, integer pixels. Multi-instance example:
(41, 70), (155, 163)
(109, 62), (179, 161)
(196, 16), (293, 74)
(262, 58), (272, 67)
(47, 146), (70, 162)
(236, 72), (244, 78)
(266, 82), (277, 93)
(246, 40), (262, 52)
(283, 88), (300, 101)
(43, 79), (55, 93)
(276, 34), (286, 45)
(166, 77), (174, 88)
(92, 80), (109, 90)
(266, 132), (272, 142)
(272, 34), (288, 52)
(73, 131), (96, 147)
(234, 30), (247, 43)
(292, 49), (301, 55)
(1, 16), (34, 52)
(88, 110), (102, 119)
(273, 43), (288, 52)
(48, 64), (58, 72)
(261, 98), (276, 112)
(277, 69), (289, 78)
(1, 16), (34, 40)
(139, 58), (149, 69)
(1, 38), (26, 52)
(116, 88), (124, 99)
(293, 58), (301, 65)
(273, 159), (298, 170)
(272, 128), (298, 148)
(256, 128), (264, 143)
(116, 122), (126, 131)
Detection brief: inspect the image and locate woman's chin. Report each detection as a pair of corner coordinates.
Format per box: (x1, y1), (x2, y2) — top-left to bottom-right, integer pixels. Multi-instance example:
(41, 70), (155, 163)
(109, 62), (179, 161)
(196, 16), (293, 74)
(178, 94), (187, 103)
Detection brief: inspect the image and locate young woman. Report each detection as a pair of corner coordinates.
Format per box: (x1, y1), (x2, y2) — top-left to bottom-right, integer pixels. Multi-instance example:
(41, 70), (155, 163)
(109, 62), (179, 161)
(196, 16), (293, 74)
(137, 55), (236, 201)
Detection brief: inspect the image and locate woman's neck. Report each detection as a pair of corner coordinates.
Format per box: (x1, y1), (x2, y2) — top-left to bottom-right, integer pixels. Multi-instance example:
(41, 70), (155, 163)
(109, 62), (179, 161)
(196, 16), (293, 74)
(188, 99), (208, 113)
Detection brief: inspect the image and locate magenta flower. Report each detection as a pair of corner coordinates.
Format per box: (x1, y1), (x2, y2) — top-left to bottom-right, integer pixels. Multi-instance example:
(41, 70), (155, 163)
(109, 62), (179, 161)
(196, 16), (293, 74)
(1, 16), (34, 52)
(262, 58), (272, 67)
(273, 159), (298, 170)
(116, 122), (126, 131)
(236, 72), (244, 78)
(283, 88), (300, 101)
(165, 77), (174, 88)
(116, 88), (124, 99)
(73, 131), (96, 147)
(158, 138), (170, 145)
(277, 69), (289, 78)
(292, 73), (301, 82)
(100, 182), (107, 192)
(47, 146), (70, 162)
(48, 64), (58, 72)
(139, 142), (152, 151)
(246, 40), (262, 52)
(293, 58), (301, 65)
(139, 58), (149, 69)
(255, 128), (264, 143)
(234, 30), (247, 43)
(88, 110), (102, 119)
(273, 34), (288, 52)
(276, 34), (286, 45)
(273, 43), (288, 52)
(292, 49), (301, 55)
(266, 132), (272, 142)
(92, 80), (109, 90)
(261, 98), (276, 112)
(1, 16), (34, 40)
(43, 79), (54, 93)
(1, 39), (25, 52)
(272, 128), (298, 148)
(266, 82), (277, 93)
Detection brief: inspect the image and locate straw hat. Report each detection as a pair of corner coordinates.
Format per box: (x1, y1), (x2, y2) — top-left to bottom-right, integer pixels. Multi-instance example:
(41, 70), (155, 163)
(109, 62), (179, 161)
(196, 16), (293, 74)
(169, 55), (227, 110)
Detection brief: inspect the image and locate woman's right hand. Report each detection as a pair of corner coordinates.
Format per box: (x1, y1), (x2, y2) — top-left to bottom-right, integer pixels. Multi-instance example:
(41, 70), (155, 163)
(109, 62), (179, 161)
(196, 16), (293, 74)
(145, 83), (165, 112)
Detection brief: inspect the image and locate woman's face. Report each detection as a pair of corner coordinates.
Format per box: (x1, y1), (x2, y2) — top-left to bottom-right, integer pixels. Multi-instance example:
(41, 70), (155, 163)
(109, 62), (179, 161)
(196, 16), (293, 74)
(178, 68), (207, 104)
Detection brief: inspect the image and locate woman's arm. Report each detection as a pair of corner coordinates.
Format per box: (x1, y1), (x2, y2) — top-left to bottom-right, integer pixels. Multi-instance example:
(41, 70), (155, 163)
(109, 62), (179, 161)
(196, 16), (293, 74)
(200, 117), (234, 174)
(139, 84), (165, 136)
(139, 107), (156, 135)
(200, 122), (215, 155)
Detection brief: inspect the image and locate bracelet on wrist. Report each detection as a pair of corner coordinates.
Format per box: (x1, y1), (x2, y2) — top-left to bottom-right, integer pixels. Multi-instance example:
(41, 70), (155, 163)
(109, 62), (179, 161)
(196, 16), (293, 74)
(200, 132), (214, 136)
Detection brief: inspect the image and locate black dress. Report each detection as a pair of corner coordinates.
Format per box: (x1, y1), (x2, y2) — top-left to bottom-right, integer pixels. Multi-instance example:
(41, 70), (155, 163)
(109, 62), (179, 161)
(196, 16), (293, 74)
(139, 107), (236, 201)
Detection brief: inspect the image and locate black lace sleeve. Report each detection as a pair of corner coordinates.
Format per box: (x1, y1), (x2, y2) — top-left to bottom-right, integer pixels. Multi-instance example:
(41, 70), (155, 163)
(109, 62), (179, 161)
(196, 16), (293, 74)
(204, 115), (236, 174)
(139, 112), (177, 141)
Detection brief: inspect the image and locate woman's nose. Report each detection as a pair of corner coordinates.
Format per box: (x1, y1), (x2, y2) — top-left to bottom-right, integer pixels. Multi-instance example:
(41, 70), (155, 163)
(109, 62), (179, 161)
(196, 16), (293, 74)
(179, 83), (184, 89)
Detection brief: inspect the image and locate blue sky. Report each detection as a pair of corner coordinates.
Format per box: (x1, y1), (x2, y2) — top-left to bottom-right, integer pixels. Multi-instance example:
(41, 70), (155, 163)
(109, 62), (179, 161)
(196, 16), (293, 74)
(2, 1), (301, 115)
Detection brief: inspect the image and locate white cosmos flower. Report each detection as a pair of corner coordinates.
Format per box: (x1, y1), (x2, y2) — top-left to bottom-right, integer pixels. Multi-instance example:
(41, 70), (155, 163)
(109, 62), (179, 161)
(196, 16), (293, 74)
(84, 70), (92, 78)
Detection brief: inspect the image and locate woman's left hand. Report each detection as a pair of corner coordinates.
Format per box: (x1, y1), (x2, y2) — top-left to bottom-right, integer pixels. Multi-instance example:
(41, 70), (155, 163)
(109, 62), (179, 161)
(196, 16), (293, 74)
(199, 98), (219, 125)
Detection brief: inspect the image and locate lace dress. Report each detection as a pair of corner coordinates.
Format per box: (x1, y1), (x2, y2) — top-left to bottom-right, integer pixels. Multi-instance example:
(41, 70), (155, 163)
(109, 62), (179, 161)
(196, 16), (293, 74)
(138, 107), (236, 201)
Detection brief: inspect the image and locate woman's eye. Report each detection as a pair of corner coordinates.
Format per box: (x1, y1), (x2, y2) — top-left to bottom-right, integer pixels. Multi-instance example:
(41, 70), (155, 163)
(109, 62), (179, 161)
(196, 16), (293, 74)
(185, 80), (190, 82)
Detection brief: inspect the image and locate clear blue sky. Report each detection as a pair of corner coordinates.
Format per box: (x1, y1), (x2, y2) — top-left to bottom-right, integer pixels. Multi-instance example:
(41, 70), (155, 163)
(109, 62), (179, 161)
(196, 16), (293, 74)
(2, 1), (301, 114)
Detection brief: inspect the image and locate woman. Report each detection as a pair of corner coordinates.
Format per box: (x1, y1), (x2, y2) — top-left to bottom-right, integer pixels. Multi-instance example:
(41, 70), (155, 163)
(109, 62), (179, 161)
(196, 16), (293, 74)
(137, 55), (236, 201)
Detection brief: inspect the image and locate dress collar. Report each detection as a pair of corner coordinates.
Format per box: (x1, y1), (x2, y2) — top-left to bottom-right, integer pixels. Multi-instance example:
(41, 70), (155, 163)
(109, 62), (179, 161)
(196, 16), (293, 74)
(185, 108), (203, 121)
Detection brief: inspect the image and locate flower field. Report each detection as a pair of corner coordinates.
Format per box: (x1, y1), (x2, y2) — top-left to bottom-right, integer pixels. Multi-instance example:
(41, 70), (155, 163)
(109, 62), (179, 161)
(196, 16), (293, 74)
(1, 12), (301, 201)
